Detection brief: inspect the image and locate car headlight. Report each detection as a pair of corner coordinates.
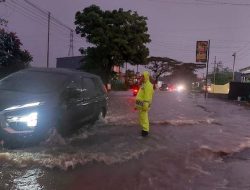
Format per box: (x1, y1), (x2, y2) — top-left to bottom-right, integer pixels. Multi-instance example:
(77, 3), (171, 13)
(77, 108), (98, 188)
(6, 112), (38, 128)
(177, 85), (185, 92)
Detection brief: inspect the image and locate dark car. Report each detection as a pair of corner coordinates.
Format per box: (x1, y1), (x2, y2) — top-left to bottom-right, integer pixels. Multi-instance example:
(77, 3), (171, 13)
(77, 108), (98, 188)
(159, 83), (168, 91)
(0, 68), (108, 146)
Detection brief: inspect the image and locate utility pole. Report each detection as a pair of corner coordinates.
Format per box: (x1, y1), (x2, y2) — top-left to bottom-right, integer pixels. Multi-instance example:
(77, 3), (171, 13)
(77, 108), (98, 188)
(213, 56), (216, 93)
(205, 40), (210, 99)
(232, 52), (236, 81)
(68, 30), (74, 56)
(47, 12), (51, 68)
(125, 62), (128, 84)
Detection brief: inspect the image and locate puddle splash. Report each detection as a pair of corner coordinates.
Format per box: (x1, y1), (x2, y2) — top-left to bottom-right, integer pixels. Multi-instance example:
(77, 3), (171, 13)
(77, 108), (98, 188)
(0, 148), (148, 171)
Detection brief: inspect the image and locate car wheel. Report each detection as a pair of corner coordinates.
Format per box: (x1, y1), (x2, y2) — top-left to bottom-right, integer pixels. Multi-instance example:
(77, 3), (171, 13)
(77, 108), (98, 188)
(90, 107), (106, 126)
(98, 108), (108, 125)
(99, 107), (107, 119)
(37, 115), (67, 144)
(41, 127), (66, 146)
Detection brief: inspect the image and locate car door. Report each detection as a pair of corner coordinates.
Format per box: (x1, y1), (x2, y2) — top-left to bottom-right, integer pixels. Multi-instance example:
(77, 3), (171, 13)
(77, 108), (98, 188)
(92, 77), (107, 114)
(63, 75), (84, 126)
(81, 77), (98, 121)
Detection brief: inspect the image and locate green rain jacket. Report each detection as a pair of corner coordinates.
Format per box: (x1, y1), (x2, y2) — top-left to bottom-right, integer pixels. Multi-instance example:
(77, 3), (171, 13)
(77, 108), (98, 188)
(135, 71), (154, 111)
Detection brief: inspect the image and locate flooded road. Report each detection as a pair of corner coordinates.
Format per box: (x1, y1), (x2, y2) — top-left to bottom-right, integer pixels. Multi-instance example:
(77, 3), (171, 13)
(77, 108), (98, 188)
(1, 90), (250, 190)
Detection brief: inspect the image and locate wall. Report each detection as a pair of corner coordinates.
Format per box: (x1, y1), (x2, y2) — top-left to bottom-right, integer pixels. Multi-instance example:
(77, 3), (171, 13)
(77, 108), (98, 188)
(209, 83), (229, 94)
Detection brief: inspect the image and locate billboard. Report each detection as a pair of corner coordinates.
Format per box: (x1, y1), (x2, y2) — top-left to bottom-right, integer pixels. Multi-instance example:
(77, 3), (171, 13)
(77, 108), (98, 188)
(196, 41), (208, 63)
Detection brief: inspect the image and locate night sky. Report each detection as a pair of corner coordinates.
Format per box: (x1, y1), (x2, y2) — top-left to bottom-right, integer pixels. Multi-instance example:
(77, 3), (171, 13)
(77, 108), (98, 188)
(1, 0), (250, 75)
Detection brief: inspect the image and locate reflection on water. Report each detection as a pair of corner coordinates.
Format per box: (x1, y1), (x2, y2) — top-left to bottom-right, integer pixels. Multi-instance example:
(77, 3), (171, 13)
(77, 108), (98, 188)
(11, 169), (44, 190)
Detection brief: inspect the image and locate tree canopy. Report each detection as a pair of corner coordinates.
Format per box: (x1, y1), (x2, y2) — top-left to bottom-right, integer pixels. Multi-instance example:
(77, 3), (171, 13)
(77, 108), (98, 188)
(75, 5), (151, 83)
(0, 29), (32, 77)
(208, 66), (233, 85)
(146, 56), (204, 87)
(146, 56), (179, 82)
(170, 63), (198, 84)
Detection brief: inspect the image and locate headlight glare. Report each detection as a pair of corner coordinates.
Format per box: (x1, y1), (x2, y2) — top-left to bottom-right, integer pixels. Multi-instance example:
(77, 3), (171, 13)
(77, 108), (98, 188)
(7, 112), (38, 128)
(4, 102), (41, 111)
(177, 85), (185, 92)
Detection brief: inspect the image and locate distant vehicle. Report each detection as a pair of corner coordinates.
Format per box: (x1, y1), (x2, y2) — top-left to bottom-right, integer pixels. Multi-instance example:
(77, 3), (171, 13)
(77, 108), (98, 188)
(133, 86), (140, 96)
(132, 84), (140, 96)
(159, 83), (168, 91)
(0, 68), (108, 147)
(176, 84), (186, 92)
(168, 84), (177, 92)
(160, 83), (186, 92)
(202, 84), (211, 92)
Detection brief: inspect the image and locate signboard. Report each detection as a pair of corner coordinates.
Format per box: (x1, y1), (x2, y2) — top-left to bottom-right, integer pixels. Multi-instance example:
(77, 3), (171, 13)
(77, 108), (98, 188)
(195, 63), (206, 69)
(196, 41), (208, 63)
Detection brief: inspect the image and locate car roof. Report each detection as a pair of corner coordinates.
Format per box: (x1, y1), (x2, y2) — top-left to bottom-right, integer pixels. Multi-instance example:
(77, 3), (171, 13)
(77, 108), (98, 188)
(24, 67), (99, 78)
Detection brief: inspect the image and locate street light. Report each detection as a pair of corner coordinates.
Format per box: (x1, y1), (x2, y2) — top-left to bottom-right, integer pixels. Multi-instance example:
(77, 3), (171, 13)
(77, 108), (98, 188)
(232, 52), (236, 81)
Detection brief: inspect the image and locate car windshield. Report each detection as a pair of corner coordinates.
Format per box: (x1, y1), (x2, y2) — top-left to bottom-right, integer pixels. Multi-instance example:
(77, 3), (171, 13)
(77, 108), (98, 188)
(0, 71), (69, 93)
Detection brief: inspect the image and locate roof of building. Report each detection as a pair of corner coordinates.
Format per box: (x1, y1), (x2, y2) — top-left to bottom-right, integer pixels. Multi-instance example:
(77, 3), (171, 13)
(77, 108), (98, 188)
(240, 66), (250, 74)
(56, 56), (84, 69)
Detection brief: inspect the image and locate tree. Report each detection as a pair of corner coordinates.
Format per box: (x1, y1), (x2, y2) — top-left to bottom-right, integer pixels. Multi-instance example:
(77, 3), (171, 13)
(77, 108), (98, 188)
(0, 18), (8, 27)
(0, 29), (32, 77)
(75, 5), (151, 83)
(146, 56), (178, 82)
(169, 63), (198, 88)
(209, 66), (233, 85)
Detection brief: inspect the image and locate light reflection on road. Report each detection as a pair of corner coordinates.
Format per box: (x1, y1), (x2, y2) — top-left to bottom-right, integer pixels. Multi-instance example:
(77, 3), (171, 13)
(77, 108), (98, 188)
(12, 169), (43, 190)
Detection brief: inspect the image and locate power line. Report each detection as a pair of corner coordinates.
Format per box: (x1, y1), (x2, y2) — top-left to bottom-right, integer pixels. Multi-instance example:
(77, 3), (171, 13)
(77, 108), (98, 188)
(5, 2), (48, 27)
(148, 0), (250, 7)
(6, 1), (70, 37)
(146, 0), (215, 6)
(235, 41), (250, 54)
(6, 1), (46, 23)
(6, 0), (77, 37)
(162, 25), (250, 34)
(23, 0), (83, 45)
(195, 0), (250, 6)
(153, 38), (250, 47)
(149, 0), (250, 6)
(3, 0), (87, 66)
(20, 0), (71, 35)
(154, 33), (250, 43)
(11, 0), (82, 39)
(10, 0), (67, 34)
(50, 17), (71, 31)
(22, 0), (81, 38)
(153, 40), (246, 52)
(23, 0), (48, 15)
(11, 0), (47, 20)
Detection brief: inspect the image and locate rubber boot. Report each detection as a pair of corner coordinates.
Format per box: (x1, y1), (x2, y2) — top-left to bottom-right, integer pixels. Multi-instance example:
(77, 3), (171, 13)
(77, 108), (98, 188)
(141, 130), (149, 137)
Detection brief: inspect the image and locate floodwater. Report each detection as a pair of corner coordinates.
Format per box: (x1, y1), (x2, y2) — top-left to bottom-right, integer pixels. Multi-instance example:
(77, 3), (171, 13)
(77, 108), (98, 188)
(1, 90), (250, 190)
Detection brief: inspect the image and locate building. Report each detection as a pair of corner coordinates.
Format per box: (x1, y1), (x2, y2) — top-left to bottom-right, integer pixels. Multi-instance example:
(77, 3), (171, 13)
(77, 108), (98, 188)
(240, 66), (250, 82)
(56, 56), (84, 69)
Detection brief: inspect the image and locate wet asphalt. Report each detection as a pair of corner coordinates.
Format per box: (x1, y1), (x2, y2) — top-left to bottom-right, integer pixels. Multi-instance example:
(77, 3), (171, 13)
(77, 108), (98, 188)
(1, 90), (250, 190)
